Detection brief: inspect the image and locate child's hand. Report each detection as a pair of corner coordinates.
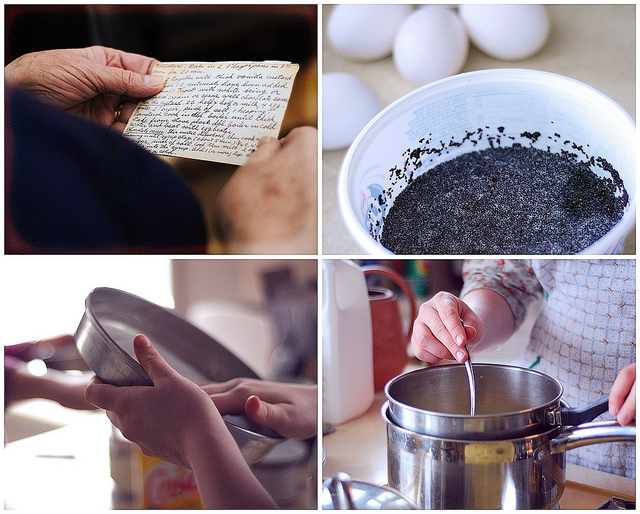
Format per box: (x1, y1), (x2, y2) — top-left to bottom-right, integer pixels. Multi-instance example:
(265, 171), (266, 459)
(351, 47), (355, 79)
(85, 334), (226, 468)
(202, 379), (317, 439)
(86, 335), (278, 508)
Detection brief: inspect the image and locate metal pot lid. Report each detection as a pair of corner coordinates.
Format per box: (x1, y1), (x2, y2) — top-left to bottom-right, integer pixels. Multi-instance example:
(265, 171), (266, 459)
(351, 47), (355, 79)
(322, 472), (416, 510)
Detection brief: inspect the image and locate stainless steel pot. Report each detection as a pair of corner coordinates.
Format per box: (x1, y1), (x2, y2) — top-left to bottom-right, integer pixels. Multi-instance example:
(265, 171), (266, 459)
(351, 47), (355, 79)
(75, 287), (285, 464)
(385, 363), (610, 440)
(383, 403), (635, 509)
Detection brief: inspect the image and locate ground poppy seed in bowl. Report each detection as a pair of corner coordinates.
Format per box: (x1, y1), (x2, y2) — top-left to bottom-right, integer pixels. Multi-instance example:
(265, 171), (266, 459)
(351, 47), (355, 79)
(379, 144), (628, 254)
(340, 71), (635, 255)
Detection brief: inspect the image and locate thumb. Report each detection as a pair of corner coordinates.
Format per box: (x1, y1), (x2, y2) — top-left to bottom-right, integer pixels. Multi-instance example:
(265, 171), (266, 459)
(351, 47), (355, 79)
(245, 395), (283, 433)
(257, 136), (278, 149)
(464, 324), (479, 344)
(132, 334), (177, 384)
(97, 66), (166, 99)
(85, 376), (117, 410)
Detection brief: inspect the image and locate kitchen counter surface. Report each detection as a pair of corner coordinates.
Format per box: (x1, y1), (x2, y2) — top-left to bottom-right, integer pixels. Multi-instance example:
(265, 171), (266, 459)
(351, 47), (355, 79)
(322, 4), (636, 255)
(4, 413), (115, 510)
(322, 392), (636, 509)
(4, 410), (317, 510)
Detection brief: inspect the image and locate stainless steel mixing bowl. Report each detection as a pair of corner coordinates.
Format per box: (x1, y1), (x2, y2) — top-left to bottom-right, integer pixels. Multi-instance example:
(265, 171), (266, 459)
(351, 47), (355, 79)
(75, 286), (284, 464)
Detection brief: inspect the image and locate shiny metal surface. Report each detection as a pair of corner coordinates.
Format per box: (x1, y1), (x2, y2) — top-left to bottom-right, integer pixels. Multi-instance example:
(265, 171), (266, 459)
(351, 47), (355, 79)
(75, 287), (284, 464)
(385, 363), (564, 440)
(537, 420), (636, 461)
(463, 343), (476, 416)
(76, 287), (261, 384)
(382, 403), (635, 509)
(325, 472), (357, 509)
(76, 310), (150, 387)
(322, 472), (417, 510)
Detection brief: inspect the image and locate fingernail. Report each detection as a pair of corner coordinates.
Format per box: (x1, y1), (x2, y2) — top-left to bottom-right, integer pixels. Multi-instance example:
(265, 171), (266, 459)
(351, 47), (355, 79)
(609, 406), (618, 416)
(618, 410), (630, 424)
(456, 335), (464, 346)
(135, 334), (151, 348)
(257, 136), (277, 147)
(466, 325), (478, 340)
(456, 350), (466, 362)
(144, 75), (165, 87)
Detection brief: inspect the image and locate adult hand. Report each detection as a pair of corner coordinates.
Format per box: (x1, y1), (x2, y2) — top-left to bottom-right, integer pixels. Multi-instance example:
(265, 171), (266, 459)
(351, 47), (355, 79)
(411, 291), (482, 363)
(202, 379), (317, 440)
(85, 334), (226, 468)
(609, 363), (635, 425)
(214, 126), (318, 254)
(5, 46), (165, 131)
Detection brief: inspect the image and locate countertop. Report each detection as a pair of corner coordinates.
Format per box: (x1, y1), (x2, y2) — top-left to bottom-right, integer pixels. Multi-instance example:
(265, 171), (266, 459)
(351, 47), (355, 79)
(5, 398), (635, 510)
(4, 411), (316, 510)
(322, 4), (636, 255)
(4, 413), (115, 510)
(322, 392), (636, 510)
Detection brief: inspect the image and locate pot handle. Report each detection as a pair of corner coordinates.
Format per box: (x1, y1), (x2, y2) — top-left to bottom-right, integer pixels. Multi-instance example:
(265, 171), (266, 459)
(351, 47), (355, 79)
(362, 265), (419, 341)
(535, 420), (635, 462)
(559, 396), (610, 426)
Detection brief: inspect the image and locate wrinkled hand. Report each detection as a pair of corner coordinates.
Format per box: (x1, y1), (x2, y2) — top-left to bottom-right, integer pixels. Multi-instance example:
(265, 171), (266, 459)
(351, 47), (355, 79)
(609, 363), (635, 426)
(202, 379), (317, 439)
(85, 335), (226, 468)
(5, 46), (165, 131)
(215, 126), (318, 254)
(411, 292), (482, 363)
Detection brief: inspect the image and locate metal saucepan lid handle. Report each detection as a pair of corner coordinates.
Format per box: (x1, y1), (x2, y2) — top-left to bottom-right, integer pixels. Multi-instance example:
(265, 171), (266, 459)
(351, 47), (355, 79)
(327, 472), (357, 509)
(535, 420), (636, 461)
(557, 396), (610, 426)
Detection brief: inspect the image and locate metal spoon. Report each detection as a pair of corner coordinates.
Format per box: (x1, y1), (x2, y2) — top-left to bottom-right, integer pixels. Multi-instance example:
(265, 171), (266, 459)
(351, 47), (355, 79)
(461, 320), (476, 416)
(464, 343), (476, 416)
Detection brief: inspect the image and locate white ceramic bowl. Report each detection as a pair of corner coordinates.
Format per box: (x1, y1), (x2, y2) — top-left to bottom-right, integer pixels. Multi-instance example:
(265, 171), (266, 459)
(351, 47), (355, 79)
(338, 69), (636, 255)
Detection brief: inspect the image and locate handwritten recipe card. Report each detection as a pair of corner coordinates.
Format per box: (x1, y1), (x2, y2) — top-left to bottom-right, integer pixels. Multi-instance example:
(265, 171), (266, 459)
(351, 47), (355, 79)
(123, 61), (299, 165)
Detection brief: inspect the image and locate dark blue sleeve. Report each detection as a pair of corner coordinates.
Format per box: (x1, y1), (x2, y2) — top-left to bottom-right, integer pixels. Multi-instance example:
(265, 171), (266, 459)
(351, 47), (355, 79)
(5, 85), (207, 253)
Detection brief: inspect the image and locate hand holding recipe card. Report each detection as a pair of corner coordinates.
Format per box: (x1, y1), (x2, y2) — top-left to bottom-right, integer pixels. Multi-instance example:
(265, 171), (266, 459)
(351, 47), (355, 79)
(123, 61), (299, 165)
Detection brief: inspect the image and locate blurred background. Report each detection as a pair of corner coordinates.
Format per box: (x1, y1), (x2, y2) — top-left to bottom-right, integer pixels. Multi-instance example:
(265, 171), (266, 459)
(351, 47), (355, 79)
(5, 4), (318, 250)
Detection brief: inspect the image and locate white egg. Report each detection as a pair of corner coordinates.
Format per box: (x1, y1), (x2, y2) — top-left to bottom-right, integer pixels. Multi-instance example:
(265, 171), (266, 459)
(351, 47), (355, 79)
(328, 4), (414, 62)
(459, 4), (550, 61)
(322, 73), (381, 151)
(393, 6), (469, 85)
